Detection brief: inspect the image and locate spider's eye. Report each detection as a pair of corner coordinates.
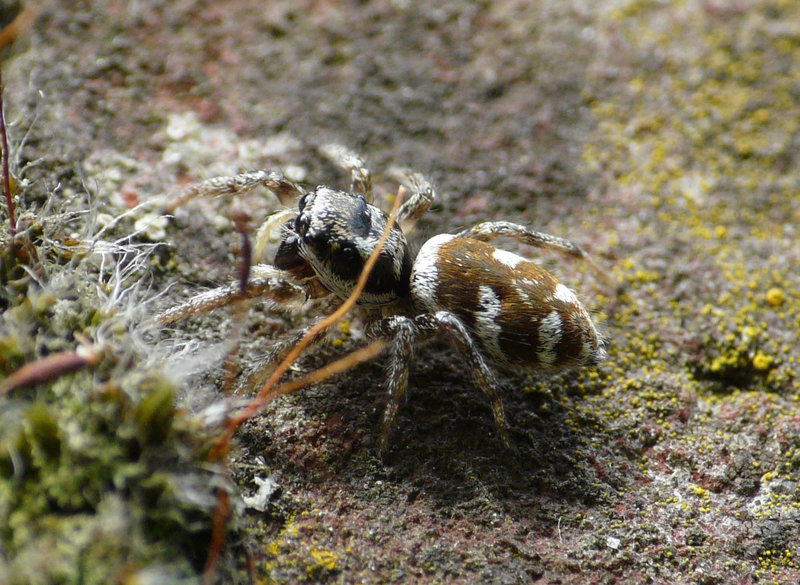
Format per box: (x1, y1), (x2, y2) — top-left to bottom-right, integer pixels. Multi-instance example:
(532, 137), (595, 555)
(337, 244), (360, 265)
(295, 214), (310, 236)
(298, 192), (309, 211)
(274, 234), (305, 270)
(322, 243), (363, 284)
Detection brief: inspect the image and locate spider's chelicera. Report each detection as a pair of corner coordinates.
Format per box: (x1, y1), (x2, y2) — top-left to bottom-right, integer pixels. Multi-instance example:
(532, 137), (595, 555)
(160, 145), (608, 452)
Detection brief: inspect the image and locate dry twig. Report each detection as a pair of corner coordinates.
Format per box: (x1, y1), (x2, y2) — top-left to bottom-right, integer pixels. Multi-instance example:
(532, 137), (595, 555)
(201, 187), (405, 584)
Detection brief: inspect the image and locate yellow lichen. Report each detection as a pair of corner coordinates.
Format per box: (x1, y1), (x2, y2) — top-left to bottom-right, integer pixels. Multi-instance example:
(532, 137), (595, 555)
(307, 549), (339, 578)
(753, 352), (775, 371)
(765, 287), (785, 307)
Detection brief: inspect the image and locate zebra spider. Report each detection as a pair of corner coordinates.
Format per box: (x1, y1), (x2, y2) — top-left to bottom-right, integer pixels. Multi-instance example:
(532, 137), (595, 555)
(160, 145), (608, 452)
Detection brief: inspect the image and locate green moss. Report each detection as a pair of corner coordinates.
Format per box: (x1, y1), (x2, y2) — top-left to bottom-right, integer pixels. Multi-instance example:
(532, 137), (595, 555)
(0, 175), (236, 583)
(135, 380), (176, 446)
(0, 368), (225, 582)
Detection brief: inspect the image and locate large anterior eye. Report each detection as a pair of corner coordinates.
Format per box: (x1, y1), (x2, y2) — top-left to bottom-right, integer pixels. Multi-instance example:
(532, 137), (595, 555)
(322, 242), (363, 284)
(336, 244), (360, 265)
(295, 214), (310, 236)
(274, 234), (305, 270)
(298, 192), (309, 211)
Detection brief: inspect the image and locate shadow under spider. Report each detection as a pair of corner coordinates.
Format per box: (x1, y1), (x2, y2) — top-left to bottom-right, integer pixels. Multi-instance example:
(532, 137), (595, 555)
(251, 340), (618, 517)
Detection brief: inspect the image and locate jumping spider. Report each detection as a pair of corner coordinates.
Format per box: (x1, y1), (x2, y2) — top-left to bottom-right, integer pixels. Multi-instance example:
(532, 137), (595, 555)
(159, 145), (608, 452)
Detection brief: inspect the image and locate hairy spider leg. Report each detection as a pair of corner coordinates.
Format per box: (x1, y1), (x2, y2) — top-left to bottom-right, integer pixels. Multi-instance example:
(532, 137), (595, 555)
(156, 266), (309, 324)
(456, 221), (613, 287)
(319, 143), (373, 200)
(369, 310), (510, 452)
(387, 167), (436, 232)
(168, 170), (308, 211)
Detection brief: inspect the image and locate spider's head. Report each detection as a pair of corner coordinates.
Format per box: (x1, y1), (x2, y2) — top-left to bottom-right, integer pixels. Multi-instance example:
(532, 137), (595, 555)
(274, 187), (412, 306)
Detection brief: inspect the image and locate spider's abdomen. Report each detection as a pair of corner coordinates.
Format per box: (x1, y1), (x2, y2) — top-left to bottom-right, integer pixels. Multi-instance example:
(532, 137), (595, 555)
(410, 234), (605, 371)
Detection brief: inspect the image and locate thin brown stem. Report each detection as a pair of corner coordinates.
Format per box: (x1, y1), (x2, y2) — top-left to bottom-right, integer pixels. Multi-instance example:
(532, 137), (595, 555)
(202, 487), (231, 585)
(228, 186), (405, 434)
(202, 188), (406, 582)
(0, 68), (15, 238)
(270, 339), (385, 401)
(0, 350), (100, 395)
(222, 211), (253, 394)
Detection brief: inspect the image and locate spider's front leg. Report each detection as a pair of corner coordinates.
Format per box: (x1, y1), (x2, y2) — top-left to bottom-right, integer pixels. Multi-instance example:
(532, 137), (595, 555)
(156, 265), (312, 324)
(368, 311), (510, 453)
(455, 221), (612, 286)
(167, 170), (308, 212)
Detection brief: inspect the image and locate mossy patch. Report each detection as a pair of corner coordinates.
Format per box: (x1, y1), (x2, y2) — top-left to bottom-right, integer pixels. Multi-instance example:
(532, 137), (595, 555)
(0, 175), (233, 583)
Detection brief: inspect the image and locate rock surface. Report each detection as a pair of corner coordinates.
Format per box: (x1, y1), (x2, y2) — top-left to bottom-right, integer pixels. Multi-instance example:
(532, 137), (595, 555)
(1, 1), (799, 583)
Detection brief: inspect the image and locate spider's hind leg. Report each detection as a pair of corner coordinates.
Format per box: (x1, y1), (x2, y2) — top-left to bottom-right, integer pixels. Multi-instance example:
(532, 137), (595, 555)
(319, 143), (373, 200)
(456, 221), (612, 286)
(418, 311), (511, 449)
(368, 311), (510, 453)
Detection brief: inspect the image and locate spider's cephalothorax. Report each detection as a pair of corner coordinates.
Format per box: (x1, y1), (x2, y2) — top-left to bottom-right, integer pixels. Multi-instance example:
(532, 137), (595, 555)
(274, 186), (413, 306)
(160, 145), (610, 452)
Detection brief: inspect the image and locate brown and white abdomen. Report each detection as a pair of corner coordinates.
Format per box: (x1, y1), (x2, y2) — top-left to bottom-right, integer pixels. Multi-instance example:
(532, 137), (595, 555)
(410, 234), (605, 371)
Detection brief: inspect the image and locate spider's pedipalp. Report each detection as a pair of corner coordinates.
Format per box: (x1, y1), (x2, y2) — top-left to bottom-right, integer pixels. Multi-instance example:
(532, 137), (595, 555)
(386, 166), (436, 232)
(253, 209), (299, 264)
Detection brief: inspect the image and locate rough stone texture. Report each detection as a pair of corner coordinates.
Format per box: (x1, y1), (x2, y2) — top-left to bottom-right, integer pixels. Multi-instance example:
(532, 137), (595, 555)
(2, 0), (799, 583)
